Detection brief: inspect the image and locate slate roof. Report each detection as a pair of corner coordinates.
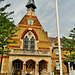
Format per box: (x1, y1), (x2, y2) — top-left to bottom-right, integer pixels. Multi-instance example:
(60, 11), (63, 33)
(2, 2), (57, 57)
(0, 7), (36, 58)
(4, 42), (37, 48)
(48, 37), (68, 43)
(49, 37), (56, 43)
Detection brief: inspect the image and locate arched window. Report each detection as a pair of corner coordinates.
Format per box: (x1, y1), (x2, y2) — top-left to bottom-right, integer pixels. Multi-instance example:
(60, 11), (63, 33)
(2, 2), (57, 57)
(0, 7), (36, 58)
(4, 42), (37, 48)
(23, 32), (35, 50)
(23, 36), (29, 49)
(30, 37), (35, 50)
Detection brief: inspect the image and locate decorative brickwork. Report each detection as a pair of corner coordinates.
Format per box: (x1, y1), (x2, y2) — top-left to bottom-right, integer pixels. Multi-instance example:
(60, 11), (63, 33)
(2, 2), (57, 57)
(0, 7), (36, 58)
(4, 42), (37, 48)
(21, 29), (38, 40)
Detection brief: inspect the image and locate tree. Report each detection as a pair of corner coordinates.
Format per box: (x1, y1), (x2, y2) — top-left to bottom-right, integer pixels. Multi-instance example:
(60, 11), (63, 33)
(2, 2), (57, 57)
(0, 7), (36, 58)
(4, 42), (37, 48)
(62, 26), (75, 61)
(0, 0), (19, 54)
(0, 0), (19, 70)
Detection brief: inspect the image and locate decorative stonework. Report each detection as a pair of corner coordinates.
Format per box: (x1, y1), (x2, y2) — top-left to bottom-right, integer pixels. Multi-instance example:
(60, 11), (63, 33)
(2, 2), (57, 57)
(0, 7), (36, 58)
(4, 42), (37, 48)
(21, 29), (38, 40)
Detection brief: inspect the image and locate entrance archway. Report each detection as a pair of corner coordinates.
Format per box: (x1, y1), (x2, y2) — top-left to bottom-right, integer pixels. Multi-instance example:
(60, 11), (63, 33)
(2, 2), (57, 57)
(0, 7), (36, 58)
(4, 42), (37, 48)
(64, 62), (69, 73)
(39, 60), (48, 75)
(12, 59), (23, 75)
(73, 62), (75, 70)
(26, 60), (35, 75)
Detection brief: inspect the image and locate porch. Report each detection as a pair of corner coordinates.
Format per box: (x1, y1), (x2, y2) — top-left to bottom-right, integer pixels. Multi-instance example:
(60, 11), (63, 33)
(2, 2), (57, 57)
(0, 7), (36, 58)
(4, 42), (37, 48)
(63, 59), (75, 75)
(69, 59), (75, 75)
(8, 59), (50, 75)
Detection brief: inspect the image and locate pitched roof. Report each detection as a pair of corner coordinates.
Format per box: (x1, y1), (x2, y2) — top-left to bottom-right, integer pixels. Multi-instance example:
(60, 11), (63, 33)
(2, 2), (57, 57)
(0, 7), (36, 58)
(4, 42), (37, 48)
(48, 37), (69, 43)
(49, 37), (56, 43)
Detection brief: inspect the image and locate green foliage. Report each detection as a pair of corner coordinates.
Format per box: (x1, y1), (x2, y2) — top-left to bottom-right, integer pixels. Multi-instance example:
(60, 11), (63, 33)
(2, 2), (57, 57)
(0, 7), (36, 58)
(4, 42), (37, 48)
(62, 26), (75, 61)
(0, 0), (19, 54)
(62, 37), (75, 51)
(69, 27), (75, 39)
(0, 0), (4, 3)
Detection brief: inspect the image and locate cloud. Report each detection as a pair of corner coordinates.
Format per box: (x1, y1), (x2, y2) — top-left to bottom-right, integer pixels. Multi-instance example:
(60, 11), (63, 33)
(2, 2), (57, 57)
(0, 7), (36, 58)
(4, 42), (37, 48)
(0, 0), (75, 38)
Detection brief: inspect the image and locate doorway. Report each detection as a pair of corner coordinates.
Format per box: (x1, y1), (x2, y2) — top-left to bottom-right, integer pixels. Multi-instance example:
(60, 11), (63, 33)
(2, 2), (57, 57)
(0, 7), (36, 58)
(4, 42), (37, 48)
(12, 59), (23, 75)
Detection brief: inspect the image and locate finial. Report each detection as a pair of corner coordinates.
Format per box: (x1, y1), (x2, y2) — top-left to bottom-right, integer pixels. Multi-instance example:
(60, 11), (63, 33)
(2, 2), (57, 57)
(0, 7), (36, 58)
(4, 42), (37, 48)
(26, 0), (37, 11)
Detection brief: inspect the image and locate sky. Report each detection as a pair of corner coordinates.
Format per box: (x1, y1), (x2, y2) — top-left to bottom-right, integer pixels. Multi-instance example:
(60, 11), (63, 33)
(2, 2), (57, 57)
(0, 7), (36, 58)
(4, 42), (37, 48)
(0, 0), (75, 38)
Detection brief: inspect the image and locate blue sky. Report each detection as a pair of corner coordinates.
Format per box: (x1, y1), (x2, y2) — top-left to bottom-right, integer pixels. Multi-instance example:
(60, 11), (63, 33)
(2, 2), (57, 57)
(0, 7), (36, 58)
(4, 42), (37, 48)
(0, 0), (75, 38)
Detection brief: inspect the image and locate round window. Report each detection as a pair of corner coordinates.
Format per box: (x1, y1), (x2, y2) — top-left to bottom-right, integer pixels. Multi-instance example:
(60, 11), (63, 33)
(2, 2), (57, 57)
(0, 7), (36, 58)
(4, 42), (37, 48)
(29, 20), (33, 24)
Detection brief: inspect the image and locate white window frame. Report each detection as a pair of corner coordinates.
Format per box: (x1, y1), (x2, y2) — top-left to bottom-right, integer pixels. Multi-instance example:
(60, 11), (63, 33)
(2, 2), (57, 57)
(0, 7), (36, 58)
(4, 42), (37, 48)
(55, 48), (59, 55)
(56, 61), (60, 70)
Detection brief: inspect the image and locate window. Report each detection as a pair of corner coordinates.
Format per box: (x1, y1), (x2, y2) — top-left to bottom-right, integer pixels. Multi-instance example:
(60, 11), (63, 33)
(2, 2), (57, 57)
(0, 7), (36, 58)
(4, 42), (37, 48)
(23, 32), (35, 50)
(56, 61), (60, 70)
(55, 48), (59, 55)
(28, 20), (33, 25)
(23, 36), (29, 49)
(15, 63), (21, 70)
(30, 37), (35, 50)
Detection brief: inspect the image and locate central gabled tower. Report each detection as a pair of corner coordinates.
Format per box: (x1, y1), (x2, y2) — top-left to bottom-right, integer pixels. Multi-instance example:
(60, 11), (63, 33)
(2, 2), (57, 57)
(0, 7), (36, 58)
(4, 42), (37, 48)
(16, 0), (52, 50)
(10, 0), (52, 51)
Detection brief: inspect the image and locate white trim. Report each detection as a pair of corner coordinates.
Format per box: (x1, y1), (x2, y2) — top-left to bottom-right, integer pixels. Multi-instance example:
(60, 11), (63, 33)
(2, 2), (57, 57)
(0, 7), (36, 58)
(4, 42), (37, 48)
(20, 39), (23, 49)
(28, 28), (32, 30)
(8, 57), (12, 73)
(1, 58), (4, 73)
(55, 48), (59, 55)
(56, 61), (60, 70)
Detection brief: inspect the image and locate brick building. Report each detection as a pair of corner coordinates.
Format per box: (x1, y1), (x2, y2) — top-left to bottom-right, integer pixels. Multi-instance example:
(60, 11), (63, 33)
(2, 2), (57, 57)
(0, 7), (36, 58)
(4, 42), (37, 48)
(1, 0), (74, 75)
(1, 0), (51, 75)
